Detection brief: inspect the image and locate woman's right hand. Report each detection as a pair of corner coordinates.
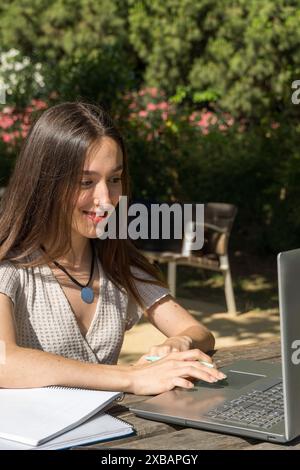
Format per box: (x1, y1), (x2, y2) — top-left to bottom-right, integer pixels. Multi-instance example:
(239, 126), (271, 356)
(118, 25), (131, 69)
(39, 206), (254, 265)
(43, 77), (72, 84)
(128, 349), (226, 395)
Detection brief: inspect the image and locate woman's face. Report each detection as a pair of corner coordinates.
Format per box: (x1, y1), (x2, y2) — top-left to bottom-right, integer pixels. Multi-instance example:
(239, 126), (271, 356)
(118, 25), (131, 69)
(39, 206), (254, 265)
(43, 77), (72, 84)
(72, 136), (123, 240)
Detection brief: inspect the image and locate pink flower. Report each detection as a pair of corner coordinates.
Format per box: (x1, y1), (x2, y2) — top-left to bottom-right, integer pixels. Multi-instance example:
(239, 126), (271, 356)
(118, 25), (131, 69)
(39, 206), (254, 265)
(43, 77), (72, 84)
(271, 122), (280, 129)
(139, 87), (159, 98)
(199, 111), (214, 127)
(2, 133), (12, 143)
(21, 122), (30, 133)
(0, 115), (15, 129)
(162, 112), (168, 120)
(31, 99), (47, 110)
(148, 87), (158, 97)
(157, 102), (169, 110)
(146, 102), (157, 111)
(138, 110), (148, 118)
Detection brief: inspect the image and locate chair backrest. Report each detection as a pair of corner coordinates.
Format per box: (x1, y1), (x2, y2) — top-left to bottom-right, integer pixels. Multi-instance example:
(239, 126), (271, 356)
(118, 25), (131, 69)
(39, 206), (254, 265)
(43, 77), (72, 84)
(129, 200), (237, 256)
(201, 203), (238, 256)
(129, 199), (182, 253)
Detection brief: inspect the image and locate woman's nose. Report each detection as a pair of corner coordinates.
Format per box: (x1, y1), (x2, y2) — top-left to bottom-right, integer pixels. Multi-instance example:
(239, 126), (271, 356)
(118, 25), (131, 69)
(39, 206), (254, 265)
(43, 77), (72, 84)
(93, 183), (111, 206)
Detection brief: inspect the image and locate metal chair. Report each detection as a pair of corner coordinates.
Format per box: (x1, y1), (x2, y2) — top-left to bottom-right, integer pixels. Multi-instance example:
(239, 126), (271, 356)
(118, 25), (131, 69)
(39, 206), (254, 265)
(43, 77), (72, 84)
(133, 202), (238, 315)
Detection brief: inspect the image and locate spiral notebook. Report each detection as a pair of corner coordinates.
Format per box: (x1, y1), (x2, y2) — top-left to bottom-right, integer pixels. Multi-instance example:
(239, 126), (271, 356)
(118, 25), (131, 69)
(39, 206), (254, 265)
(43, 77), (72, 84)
(0, 386), (126, 446)
(0, 412), (134, 450)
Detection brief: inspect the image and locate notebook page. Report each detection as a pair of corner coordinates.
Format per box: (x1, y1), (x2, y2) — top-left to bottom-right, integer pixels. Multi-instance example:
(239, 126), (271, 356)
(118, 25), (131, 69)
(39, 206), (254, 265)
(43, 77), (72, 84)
(0, 387), (122, 446)
(0, 413), (134, 450)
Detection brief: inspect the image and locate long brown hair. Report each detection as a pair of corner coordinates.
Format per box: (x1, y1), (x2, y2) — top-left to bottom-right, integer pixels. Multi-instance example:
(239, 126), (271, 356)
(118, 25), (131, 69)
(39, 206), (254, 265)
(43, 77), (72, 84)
(0, 101), (167, 308)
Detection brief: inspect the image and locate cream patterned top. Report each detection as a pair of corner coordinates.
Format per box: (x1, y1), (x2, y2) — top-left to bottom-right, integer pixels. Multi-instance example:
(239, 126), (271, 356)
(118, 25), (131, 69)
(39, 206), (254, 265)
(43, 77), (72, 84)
(0, 249), (170, 364)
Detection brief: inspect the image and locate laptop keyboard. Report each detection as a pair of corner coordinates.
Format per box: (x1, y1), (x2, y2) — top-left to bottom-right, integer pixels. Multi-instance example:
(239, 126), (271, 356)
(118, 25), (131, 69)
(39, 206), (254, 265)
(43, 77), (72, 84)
(204, 382), (284, 429)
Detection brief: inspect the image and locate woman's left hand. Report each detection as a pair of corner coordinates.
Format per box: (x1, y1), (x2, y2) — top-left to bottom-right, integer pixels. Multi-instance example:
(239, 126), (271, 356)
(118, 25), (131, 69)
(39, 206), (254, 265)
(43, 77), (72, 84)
(147, 335), (193, 356)
(133, 336), (214, 367)
(133, 336), (192, 366)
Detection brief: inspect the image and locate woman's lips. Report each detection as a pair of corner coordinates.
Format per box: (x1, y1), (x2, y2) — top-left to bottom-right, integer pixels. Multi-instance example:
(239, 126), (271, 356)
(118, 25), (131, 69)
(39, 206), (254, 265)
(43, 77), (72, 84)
(83, 210), (108, 223)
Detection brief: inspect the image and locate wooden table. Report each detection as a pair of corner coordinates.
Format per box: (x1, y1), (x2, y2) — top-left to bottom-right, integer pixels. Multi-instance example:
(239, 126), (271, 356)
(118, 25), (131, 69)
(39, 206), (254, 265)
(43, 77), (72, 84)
(77, 339), (300, 450)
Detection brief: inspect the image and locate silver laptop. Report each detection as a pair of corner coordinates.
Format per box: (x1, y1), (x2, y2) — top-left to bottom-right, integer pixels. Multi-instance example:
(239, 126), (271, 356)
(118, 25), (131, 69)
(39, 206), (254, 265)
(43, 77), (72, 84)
(130, 249), (300, 443)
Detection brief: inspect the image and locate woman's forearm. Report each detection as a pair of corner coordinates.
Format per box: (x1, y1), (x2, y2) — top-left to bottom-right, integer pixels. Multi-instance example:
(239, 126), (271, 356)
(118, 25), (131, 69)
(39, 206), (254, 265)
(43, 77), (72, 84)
(0, 345), (132, 391)
(0, 344), (226, 396)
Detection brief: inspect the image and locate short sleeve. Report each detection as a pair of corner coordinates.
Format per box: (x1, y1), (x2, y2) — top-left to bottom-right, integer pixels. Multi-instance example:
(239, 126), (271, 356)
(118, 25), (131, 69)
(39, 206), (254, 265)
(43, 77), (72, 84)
(125, 266), (170, 330)
(0, 261), (19, 306)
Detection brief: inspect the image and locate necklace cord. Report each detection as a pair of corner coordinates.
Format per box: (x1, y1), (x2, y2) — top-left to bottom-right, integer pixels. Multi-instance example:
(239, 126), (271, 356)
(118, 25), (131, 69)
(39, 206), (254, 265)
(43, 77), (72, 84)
(40, 240), (95, 289)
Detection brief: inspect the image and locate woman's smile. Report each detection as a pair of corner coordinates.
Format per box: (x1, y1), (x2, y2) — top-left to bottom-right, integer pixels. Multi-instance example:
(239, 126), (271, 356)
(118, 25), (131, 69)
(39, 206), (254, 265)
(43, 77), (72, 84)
(82, 210), (108, 224)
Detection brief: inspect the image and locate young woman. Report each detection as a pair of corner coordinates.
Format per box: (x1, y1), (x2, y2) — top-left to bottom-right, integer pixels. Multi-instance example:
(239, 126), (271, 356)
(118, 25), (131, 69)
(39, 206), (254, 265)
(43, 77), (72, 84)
(0, 102), (225, 395)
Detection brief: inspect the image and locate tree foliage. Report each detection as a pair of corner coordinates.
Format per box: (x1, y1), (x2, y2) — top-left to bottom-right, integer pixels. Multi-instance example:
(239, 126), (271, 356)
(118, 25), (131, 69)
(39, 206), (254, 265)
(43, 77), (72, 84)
(129, 0), (300, 119)
(0, 0), (128, 62)
(0, 0), (138, 109)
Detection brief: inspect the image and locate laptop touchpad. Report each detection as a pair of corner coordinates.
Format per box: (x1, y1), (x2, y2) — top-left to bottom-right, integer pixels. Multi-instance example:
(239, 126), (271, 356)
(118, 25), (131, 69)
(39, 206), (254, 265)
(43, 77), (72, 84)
(195, 370), (264, 390)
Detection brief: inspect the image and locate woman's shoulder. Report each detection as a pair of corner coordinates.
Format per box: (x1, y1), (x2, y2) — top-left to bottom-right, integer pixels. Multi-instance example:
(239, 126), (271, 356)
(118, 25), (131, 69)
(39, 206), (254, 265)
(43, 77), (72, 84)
(0, 257), (21, 306)
(0, 257), (19, 273)
(0, 248), (40, 273)
(0, 257), (21, 292)
(0, 249), (44, 305)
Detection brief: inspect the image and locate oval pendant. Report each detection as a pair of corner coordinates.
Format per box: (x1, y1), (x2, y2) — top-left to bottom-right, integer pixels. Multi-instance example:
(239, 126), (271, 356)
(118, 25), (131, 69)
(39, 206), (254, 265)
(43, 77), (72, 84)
(81, 287), (94, 304)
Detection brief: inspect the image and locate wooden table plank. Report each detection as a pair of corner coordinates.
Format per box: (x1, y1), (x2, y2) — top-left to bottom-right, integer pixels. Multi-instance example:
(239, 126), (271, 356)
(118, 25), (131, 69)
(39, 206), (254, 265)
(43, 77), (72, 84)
(212, 338), (281, 367)
(244, 444), (295, 450)
(243, 436), (300, 450)
(94, 427), (257, 450)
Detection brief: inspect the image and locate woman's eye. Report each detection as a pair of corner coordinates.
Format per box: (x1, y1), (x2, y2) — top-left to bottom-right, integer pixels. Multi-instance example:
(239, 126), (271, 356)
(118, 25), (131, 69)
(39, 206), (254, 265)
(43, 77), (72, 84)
(81, 180), (93, 187)
(110, 177), (122, 184)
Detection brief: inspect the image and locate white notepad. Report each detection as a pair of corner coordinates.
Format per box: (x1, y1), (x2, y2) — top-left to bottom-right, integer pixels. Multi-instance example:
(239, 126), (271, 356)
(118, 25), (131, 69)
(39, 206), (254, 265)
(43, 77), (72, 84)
(0, 386), (123, 446)
(0, 412), (134, 450)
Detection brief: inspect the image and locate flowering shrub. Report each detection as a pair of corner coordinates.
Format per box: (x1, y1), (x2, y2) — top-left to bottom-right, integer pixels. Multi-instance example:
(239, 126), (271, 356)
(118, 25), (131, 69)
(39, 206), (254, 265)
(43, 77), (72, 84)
(0, 99), (47, 145)
(0, 49), (45, 104)
(0, 98), (48, 185)
(0, 80), (292, 254)
(123, 87), (237, 139)
(0, 48), (48, 161)
(123, 87), (178, 140)
(189, 110), (235, 134)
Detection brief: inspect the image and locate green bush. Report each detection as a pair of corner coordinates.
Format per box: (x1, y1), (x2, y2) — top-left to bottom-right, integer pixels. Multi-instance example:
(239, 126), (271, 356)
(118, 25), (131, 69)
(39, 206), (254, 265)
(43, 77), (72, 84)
(123, 98), (300, 254)
(129, 0), (300, 121)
